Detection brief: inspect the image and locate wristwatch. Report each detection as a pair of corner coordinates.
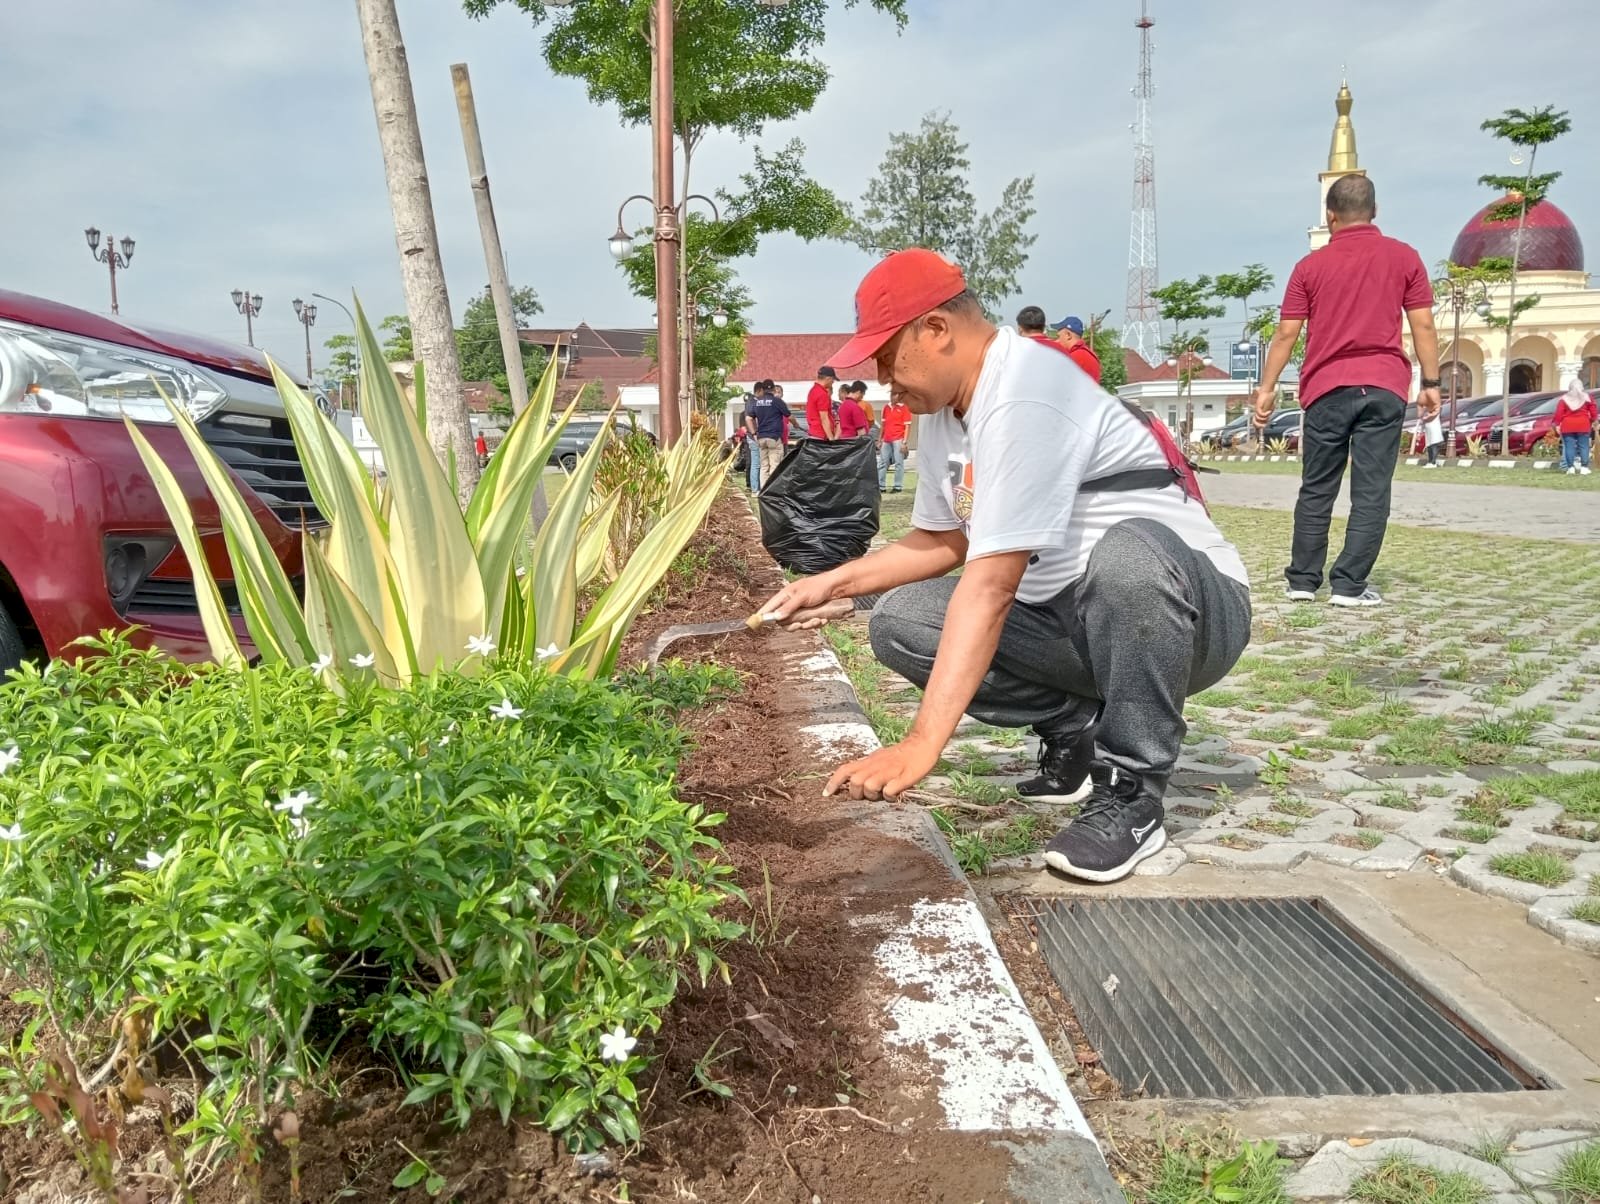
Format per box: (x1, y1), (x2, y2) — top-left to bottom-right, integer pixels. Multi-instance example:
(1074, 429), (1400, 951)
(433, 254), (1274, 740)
(1419, 377), (1441, 389)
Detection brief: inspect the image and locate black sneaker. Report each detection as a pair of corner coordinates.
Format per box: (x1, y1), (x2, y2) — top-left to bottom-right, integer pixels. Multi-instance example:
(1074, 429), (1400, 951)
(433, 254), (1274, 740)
(1043, 765), (1166, 883)
(1015, 734), (1093, 806)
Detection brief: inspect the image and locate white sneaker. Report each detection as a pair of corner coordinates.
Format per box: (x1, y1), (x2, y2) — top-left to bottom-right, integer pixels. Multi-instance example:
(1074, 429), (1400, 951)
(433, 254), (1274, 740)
(1582, 466), (1593, 476)
(1330, 588), (1383, 608)
(1424, 462), (1439, 469)
(1284, 588), (1316, 602)
(1567, 466), (1577, 475)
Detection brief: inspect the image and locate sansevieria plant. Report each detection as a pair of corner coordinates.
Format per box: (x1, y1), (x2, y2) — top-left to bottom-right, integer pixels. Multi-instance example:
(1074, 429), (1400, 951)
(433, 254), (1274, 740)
(125, 300), (726, 684)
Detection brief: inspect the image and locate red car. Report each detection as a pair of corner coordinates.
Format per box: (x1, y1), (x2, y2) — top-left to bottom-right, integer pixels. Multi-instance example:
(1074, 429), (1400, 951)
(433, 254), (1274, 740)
(1457, 392), (1556, 452)
(0, 290), (320, 673)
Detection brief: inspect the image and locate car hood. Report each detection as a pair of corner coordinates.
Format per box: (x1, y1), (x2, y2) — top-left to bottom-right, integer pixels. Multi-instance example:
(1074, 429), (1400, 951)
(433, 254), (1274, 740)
(0, 288), (303, 386)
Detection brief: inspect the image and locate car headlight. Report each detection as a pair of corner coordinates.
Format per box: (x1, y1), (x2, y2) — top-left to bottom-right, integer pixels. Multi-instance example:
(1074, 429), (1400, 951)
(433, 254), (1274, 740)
(0, 318), (227, 423)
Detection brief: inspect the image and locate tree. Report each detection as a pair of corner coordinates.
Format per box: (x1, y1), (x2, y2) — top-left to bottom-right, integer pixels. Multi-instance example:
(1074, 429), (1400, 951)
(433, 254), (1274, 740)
(356, 0), (478, 502)
(456, 285), (547, 399)
(464, 0), (908, 412)
(1151, 277), (1225, 440)
(1478, 103), (1571, 424)
(324, 333), (358, 392)
(1212, 264), (1274, 333)
(1245, 305), (1306, 370)
(848, 112), (1037, 317)
(1087, 325), (1127, 392)
(379, 315), (413, 362)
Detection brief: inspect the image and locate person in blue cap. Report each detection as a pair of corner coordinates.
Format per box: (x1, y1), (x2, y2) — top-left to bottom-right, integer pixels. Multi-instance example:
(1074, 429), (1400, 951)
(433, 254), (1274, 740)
(1051, 315), (1102, 383)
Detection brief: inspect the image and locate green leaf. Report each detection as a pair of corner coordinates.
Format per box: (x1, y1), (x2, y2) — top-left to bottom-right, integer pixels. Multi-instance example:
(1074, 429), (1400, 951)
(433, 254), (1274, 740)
(393, 1161), (427, 1188)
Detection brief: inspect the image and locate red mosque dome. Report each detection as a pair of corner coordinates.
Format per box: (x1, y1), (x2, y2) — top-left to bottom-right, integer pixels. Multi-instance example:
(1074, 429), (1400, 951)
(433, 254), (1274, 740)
(1449, 197), (1584, 272)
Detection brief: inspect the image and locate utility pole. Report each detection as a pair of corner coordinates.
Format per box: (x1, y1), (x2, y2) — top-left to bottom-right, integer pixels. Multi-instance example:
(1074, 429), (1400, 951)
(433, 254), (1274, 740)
(232, 289), (263, 347)
(292, 298), (318, 381)
(85, 228), (134, 315)
(650, 0), (683, 447)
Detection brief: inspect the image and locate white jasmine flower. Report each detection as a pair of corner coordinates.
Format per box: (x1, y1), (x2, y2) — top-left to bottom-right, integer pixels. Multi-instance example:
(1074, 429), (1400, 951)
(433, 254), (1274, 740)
(599, 1026), (637, 1064)
(349, 652), (376, 669)
(275, 790), (314, 818)
(0, 746), (19, 775)
(309, 653), (334, 675)
(489, 698), (524, 721)
(465, 634), (496, 657)
(136, 849), (164, 870)
(438, 736), (450, 747)
(536, 643), (560, 661)
(0, 822), (22, 842)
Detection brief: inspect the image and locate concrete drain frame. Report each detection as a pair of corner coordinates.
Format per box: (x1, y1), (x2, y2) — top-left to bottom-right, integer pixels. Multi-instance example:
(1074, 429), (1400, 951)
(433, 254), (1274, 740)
(1004, 894), (1544, 1100)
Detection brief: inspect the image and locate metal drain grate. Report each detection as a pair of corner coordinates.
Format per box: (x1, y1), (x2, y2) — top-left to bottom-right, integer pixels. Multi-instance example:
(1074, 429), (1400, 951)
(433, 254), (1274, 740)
(1019, 896), (1536, 1098)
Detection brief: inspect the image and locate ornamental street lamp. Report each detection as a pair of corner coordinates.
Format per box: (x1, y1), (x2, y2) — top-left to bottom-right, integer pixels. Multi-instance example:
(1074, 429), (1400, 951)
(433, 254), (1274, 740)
(576, 0), (788, 444)
(85, 227), (135, 315)
(292, 297), (319, 382)
(231, 289), (264, 348)
(312, 292), (359, 410)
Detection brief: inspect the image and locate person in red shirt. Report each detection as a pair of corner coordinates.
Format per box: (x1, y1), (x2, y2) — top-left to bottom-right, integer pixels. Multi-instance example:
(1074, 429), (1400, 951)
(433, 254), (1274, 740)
(1253, 174), (1440, 609)
(1554, 379), (1598, 474)
(878, 396), (912, 492)
(837, 383), (871, 439)
(1050, 316), (1102, 383)
(806, 367), (839, 439)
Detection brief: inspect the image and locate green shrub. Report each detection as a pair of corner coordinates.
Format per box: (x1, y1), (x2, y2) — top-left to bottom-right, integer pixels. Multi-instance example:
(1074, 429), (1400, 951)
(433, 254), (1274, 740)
(0, 636), (739, 1161)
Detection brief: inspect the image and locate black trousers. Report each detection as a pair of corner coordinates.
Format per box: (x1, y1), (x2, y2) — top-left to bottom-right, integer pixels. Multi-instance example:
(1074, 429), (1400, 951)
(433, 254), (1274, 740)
(1287, 385), (1404, 597)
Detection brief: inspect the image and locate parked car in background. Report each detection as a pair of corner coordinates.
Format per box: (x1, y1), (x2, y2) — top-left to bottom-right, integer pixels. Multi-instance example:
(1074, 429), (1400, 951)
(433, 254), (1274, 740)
(1204, 414), (1251, 449)
(1482, 390), (1600, 456)
(1457, 392), (1558, 453)
(546, 416), (655, 470)
(0, 289), (321, 673)
(1218, 408), (1301, 449)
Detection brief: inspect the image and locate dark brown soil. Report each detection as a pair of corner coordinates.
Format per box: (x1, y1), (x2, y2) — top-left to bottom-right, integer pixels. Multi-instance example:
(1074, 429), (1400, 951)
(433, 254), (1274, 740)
(1, 491), (1020, 1203)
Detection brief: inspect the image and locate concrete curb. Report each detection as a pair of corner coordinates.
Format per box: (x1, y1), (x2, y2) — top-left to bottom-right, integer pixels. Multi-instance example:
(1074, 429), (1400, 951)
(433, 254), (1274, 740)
(781, 640), (1122, 1203)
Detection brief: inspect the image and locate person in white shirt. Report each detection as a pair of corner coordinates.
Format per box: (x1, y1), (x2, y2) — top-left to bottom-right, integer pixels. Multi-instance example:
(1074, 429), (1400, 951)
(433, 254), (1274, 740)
(759, 250), (1252, 882)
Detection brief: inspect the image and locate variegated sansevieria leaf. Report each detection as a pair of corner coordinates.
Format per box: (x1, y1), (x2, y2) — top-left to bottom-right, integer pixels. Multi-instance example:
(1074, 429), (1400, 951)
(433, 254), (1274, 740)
(554, 461), (725, 679)
(524, 409), (615, 659)
(352, 299), (486, 673)
(269, 361), (408, 673)
(123, 418), (248, 669)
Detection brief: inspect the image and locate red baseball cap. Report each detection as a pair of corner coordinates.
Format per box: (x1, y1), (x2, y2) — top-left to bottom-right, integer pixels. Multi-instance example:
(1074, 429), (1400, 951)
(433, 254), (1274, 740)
(829, 248), (967, 368)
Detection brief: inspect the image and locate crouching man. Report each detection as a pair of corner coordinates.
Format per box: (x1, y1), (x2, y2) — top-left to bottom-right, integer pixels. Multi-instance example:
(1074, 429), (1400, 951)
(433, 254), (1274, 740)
(758, 250), (1252, 882)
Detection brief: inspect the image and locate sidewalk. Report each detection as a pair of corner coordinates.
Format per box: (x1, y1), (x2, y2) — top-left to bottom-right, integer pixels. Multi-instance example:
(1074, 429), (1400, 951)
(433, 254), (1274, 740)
(1204, 471), (1600, 542)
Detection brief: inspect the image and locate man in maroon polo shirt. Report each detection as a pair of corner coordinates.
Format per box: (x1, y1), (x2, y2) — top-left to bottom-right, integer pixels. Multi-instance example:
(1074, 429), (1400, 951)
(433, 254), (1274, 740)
(1253, 175), (1441, 608)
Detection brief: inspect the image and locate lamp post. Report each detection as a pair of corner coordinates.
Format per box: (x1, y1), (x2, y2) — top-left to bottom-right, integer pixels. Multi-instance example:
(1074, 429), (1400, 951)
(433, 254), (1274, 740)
(577, 0), (787, 444)
(682, 294), (729, 413)
(231, 289), (263, 348)
(291, 298), (318, 382)
(1433, 275), (1492, 457)
(85, 228), (135, 315)
(608, 191), (723, 445)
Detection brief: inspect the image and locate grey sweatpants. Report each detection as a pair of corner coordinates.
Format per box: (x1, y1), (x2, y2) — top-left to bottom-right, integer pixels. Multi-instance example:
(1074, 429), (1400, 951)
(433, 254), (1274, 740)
(869, 518), (1252, 797)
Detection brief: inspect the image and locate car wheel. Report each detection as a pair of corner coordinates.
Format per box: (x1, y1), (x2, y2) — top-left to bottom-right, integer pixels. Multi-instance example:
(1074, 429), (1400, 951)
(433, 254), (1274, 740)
(558, 453), (578, 472)
(0, 599), (25, 677)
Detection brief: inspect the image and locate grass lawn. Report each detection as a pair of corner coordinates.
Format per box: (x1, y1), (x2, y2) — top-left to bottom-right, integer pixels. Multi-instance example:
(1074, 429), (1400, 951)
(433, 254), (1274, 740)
(1209, 456), (1600, 491)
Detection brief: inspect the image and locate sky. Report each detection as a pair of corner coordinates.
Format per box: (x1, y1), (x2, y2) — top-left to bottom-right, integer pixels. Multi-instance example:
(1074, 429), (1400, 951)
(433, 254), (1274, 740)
(2, 0), (1596, 376)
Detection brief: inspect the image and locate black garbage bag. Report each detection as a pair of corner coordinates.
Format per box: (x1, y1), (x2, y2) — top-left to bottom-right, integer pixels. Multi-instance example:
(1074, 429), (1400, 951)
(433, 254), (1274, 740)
(759, 437), (881, 575)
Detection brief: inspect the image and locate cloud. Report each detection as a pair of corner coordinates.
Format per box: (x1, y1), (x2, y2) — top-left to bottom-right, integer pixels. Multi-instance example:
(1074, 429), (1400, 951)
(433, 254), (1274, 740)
(0, 0), (1593, 374)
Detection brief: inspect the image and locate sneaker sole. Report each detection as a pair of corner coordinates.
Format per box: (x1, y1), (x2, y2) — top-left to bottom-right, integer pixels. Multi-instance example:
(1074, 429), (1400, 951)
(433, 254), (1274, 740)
(1043, 827), (1168, 884)
(1328, 595), (1382, 608)
(1016, 776), (1093, 807)
(1284, 591), (1316, 602)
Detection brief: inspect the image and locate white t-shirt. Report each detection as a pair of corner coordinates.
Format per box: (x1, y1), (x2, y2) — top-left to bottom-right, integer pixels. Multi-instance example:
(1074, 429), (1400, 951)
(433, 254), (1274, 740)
(911, 328), (1249, 605)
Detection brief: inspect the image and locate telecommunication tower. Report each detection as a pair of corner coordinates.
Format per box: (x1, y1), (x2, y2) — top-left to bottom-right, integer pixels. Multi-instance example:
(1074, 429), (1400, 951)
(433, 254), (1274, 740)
(1122, 0), (1162, 364)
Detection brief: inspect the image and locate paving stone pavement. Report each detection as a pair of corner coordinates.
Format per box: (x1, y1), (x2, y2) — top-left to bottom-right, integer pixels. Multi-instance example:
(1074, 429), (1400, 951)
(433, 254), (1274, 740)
(1286, 1131), (1600, 1203)
(838, 505), (1600, 955)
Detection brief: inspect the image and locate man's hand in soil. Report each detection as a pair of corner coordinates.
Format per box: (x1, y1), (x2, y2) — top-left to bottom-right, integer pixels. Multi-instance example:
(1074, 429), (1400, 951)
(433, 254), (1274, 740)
(759, 577), (854, 630)
(825, 737), (941, 801)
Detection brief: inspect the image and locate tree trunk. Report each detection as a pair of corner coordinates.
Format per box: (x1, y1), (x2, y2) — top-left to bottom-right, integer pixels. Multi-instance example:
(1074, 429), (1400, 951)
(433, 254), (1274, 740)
(356, 0), (479, 505)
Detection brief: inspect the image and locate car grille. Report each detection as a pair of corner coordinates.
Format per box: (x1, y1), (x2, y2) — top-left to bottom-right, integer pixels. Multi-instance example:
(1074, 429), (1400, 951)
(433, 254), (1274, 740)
(197, 412), (324, 526)
(124, 575), (304, 618)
